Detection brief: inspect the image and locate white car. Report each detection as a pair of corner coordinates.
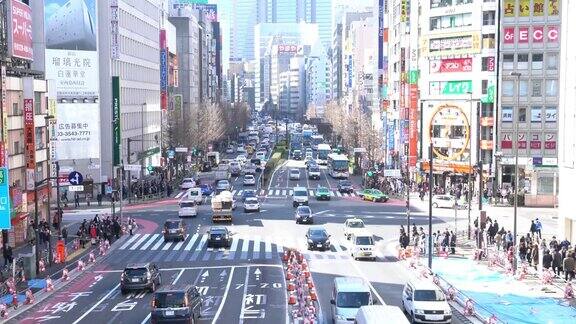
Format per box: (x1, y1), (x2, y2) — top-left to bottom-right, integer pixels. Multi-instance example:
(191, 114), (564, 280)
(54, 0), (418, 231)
(236, 145), (246, 153)
(243, 197), (260, 213)
(226, 146), (234, 154)
(236, 155), (247, 165)
(289, 169), (300, 180)
(432, 195), (457, 209)
(180, 178), (195, 190)
(243, 174), (256, 186)
(343, 217), (365, 240)
(255, 151), (266, 160)
(178, 200), (197, 217)
(402, 280), (452, 323)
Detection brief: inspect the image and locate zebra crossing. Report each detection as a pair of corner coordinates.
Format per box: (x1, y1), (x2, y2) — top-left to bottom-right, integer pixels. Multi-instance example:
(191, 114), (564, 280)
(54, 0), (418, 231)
(113, 233), (353, 262)
(174, 189), (358, 199)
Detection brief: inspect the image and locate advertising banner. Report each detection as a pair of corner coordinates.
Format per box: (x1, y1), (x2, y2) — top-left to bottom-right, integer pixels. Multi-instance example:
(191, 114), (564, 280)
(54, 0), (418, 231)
(519, 0), (530, 16)
(112, 77), (121, 166)
(544, 133), (556, 150)
(160, 30), (168, 111)
(549, 0), (560, 16)
(24, 98), (35, 191)
(421, 32), (481, 57)
(430, 58), (473, 73)
(55, 103), (100, 160)
(0, 66), (7, 167)
(7, 0), (33, 61)
(503, 0), (515, 17)
(533, 0), (545, 16)
(408, 85), (418, 167)
(45, 0), (99, 97)
(0, 168), (11, 230)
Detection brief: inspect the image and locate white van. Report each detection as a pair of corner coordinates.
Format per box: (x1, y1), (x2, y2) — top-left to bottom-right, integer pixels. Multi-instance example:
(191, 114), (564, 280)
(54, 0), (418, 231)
(402, 280), (452, 323)
(178, 200), (197, 218)
(355, 305), (409, 324)
(331, 277), (373, 323)
(292, 186), (309, 207)
(350, 230), (376, 261)
(183, 187), (203, 204)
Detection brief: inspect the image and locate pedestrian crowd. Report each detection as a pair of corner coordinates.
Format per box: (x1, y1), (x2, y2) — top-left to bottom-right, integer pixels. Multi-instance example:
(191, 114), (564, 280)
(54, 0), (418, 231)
(76, 214), (123, 248)
(399, 224), (456, 256)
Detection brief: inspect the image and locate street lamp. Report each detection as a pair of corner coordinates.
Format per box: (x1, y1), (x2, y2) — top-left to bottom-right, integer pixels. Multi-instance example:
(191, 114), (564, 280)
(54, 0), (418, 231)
(510, 71), (522, 274)
(466, 91), (473, 240)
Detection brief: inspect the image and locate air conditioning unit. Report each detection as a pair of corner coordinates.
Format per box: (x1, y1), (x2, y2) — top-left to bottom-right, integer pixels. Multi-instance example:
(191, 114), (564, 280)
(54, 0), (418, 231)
(45, 0), (97, 51)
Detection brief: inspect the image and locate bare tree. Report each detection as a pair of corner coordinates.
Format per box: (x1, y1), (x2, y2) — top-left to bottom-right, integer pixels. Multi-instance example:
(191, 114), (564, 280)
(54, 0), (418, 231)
(305, 103), (320, 120)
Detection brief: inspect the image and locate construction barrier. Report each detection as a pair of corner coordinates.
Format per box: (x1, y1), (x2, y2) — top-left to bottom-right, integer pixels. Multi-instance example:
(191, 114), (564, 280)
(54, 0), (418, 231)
(282, 249), (319, 323)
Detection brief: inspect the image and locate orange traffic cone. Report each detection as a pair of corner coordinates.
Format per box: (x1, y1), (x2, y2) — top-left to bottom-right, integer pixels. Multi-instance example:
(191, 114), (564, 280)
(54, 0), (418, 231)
(45, 278), (54, 292)
(307, 279), (315, 289)
(288, 293), (297, 305)
(62, 268), (69, 281)
(285, 271), (294, 280)
(287, 282), (295, 291)
(11, 292), (18, 309)
(309, 289), (318, 301)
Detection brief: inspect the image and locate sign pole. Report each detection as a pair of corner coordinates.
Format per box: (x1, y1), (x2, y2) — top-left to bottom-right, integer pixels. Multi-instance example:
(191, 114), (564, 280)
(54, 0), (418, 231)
(428, 143), (433, 270)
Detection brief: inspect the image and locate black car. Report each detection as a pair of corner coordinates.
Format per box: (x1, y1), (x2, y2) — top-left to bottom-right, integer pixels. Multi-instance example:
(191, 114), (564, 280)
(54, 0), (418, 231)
(337, 180), (354, 193)
(163, 219), (186, 242)
(151, 285), (202, 323)
(295, 206), (313, 224)
(306, 227), (331, 251)
(206, 226), (233, 248)
(121, 263), (162, 294)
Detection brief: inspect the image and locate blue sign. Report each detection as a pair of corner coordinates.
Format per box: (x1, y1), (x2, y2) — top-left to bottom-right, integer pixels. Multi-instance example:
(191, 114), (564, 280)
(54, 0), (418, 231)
(387, 120), (396, 152)
(160, 48), (168, 91)
(0, 167), (12, 229)
(68, 171), (84, 185)
(168, 149), (175, 159)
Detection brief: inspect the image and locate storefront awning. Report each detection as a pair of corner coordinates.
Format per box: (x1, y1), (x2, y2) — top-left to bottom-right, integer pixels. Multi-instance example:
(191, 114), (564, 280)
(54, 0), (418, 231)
(421, 161), (473, 175)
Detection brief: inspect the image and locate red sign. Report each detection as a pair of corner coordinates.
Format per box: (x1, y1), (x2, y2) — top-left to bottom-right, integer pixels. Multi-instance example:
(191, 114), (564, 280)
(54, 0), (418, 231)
(503, 28), (515, 44)
(0, 65), (6, 167)
(518, 27), (529, 43)
(8, 0), (33, 61)
(545, 133), (556, 149)
(547, 26), (558, 42)
(518, 133), (527, 149)
(24, 98), (35, 170)
(430, 58), (473, 73)
(532, 26), (544, 43)
(408, 84), (418, 167)
(485, 57), (495, 72)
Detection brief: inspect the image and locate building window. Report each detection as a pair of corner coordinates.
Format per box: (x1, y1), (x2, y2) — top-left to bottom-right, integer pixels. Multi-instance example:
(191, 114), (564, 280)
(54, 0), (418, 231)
(34, 92), (42, 115)
(431, 0), (452, 9)
(532, 80), (542, 97)
(519, 80), (528, 97)
(12, 102), (20, 115)
(546, 53), (558, 70)
(481, 102), (494, 117)
(482, 34), (496, 49)
(481, 80), (489, 94)
(545, 106), (557, 122)
(517, 54), (529, 69)
(537, 173), (556, 195)
(12, 141), (21, 155)
(481, 57), (495, 71)
(531, 106), (542, 123)
(502, 80), (515, 96)
(545, 80), (558, 96)
(429, 13), (472, 30)
(531, 53), (543, 70)
(502, 106), (513, 122)
(35, 127), (44, 150)
(503, 54), (514, 70)
(482, 11), (496, 25)
(518, 107), (527, 122)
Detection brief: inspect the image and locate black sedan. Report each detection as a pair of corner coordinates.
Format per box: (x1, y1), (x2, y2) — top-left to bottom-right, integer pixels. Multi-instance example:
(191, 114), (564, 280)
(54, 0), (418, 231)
(337, 180), (354, 193)
(306, 227), (331, 251)
(206, 226), (232, 248)
(295, 206), (313, 224)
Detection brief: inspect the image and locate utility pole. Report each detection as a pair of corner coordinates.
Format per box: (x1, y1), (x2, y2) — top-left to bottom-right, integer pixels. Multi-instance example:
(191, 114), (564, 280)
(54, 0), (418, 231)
(428, 143), (433, 269)
(467, 92), (473, 240)
(511, 72), (522, 274)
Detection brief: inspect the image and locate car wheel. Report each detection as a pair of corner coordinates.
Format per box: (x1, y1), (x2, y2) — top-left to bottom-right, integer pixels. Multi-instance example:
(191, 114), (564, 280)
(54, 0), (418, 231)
(121, 288), (127, 295)
(244, 208), (247, 213)
(432, 203), (438, 208)
(257, 208), (260, 212)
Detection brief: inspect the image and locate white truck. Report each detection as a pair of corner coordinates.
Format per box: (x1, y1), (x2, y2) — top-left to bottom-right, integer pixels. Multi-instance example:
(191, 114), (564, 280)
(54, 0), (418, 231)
(211, 191), (235, 222)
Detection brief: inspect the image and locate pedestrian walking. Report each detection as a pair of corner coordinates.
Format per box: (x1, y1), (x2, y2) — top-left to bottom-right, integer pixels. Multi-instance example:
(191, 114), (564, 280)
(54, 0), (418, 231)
(535, 218), (543, 239)
(61, 226), (68, 243)
(552, 249), (562, 276)
(399, 232), (409, 249)
(97, 193), (102, 206)
(495, 232), (502, 251)
(505, 230), (514, 250)
(530, 220), (537, 237)
(563, 253), (575, 282)
(450, 231), (456, 254)
(74, 193), (80, 208)
(128, 218), (134, 235)
(543, 250), (553, 269)
(549, 236), (559, 252)
(2, 246), (10, 266)
(519, 241), (527, 262)
(531, 243), (539, 270)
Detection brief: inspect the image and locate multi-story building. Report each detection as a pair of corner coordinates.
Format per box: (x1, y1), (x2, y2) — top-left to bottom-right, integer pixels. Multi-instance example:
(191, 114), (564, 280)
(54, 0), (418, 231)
(558, 0), (576, 242)
(305, 43), (330, 114)
(498, 0), (561, 207)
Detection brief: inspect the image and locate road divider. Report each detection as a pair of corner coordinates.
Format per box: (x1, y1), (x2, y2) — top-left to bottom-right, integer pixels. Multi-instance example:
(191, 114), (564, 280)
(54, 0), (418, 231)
(282, 249), (319, 323)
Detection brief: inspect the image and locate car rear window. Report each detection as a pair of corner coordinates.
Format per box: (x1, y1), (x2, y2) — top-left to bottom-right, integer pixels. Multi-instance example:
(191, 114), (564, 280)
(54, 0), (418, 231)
(165, 222), (179, 229)
(180, 202), (195, 208)
(125, 268), (147, 276)
(154, 292), (186, 308)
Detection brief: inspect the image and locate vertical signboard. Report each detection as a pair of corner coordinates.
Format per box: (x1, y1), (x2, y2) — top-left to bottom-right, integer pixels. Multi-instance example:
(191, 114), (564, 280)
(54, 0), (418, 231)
(110, 0), (120, 59)
(0, 66), (7, 167)
(24, 98), (35, 191)
(0, 167), (11, 229)
(7, 0), (34, 61)
(112, 77), (121, 166)
(160, 30), (168, 111)
(409, 85), (418, 167)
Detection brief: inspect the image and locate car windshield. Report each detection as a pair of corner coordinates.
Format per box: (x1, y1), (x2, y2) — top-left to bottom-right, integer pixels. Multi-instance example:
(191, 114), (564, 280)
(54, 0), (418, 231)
(355, 236), (374, 245)
(414, 290), (446, 301)
(336, 292), (370, 308)
(124, 268), (147, 276)
(340, 180), (352, 186)
(245, 198), (258, 204)
(318, 188), (328, 193)
(297, 207), (311, 215)
(290, 170), (299, 175)
(165, 222), (179, 229)
(294, 190), (307, 197)
(347, 221), (364, 228)
(245, 175), (254, 180)
(309, 230), (327, 238)
(182, 179), (192, 183)
(154, 292), (186, 308)
(372, 190), (383, 195)
(309, 167), (319, 172)
(217, 181), (229, 188)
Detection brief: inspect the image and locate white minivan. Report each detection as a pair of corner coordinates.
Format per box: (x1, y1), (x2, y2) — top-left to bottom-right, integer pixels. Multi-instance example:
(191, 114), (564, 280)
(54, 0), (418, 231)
(183, 187), (203, 204)
(331, 277), (373, 323)
(355, 305), (409, 324)
(292, 186), (309, 207)
(178, 200), (197, 218)
(350, 230), (376, 261)
(402, 280), (452, 323)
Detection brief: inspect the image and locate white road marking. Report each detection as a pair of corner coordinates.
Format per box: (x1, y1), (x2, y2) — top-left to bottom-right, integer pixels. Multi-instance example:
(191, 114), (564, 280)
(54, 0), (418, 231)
(230, 236), (240, 252)
(282, 190), (286, 195)
(237, 190), (243, 196)
(275, 190), (280, 195)
(253, 235), (261, 252)
(119, 234), (141, 250)
(196, 235), (208, 251)
(151, 236), (165, 250)
(309, 190), (314, 196)
(289, 190), (293, 195)
(232, 190), (237, 196)
(173, 268), (185, 284)
(350, 260), (385, 305)
(162, 241), (174, 251)
(241, 237), (249, 252)
(268, 189), (273, 196)
(94, 264), (283, 273)
(129, 234), (150, 250)
(172, 235), (189, 250)
(333, 243), (344, 253)
(336, 191), (342, 197)
(184, 234), (199, 250)
(211, 267), (235, 324)
(72, 283), (121, 324)
(140, 234), (160, 250)
(265, 237), (272, 253)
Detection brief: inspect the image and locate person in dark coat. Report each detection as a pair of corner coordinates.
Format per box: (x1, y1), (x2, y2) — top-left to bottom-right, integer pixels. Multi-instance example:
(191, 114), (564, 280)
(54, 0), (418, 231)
(543, 250), (553, 269)
(450, 231), (456, 254)
(529, 220), (537, 237)
(399, 233), (409, 249)
(552, 249), (563, 276)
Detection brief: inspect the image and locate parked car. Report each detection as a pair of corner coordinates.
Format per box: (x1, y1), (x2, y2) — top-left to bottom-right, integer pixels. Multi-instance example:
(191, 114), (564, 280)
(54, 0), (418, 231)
(163, 219), (186, 242)
(315, 186), (331, 200)
(206, 226), (233, 248)
(306, 226), (331, 251)
(244, 197), (260, 213)
(121, 263), (161, 294)
(295, 205), (313, 224)
(337, 180), (354, 193)
(150, 285), (202, 323)
(358, 189), (389, 202)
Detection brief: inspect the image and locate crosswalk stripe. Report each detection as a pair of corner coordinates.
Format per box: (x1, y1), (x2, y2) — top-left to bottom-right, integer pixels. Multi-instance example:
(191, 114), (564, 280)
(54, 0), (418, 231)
(184, 234), (199, 250)
(289, 190), (293, 195)
(253, 236), (261, 252)
(140, 234), (160, 250)
(333, 243), (344, 253)
(162, 241), (175, 250)
(120, 234), (141, 250)
(172, 235), (189, 250)
(260, 189), (265, 195)
(275, 190), (280, 195)
(309, 190), (314, 196)
(329, 191), (335, 196)
(195, 235), (207, 251)
(229, 236), (240, 252)
(268, 189), (273, 195)
(282, 190), (286, 195)
(129, 234), (150, 250)
(336, 191), (342, 197)
(151, 236), (165, 250)
(265, 237), (272, 254)
(231, 190), (237, 196)
(175, 192), (185, 199)
(241, 237), (249, 252)
(237, 190), (243, 196)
